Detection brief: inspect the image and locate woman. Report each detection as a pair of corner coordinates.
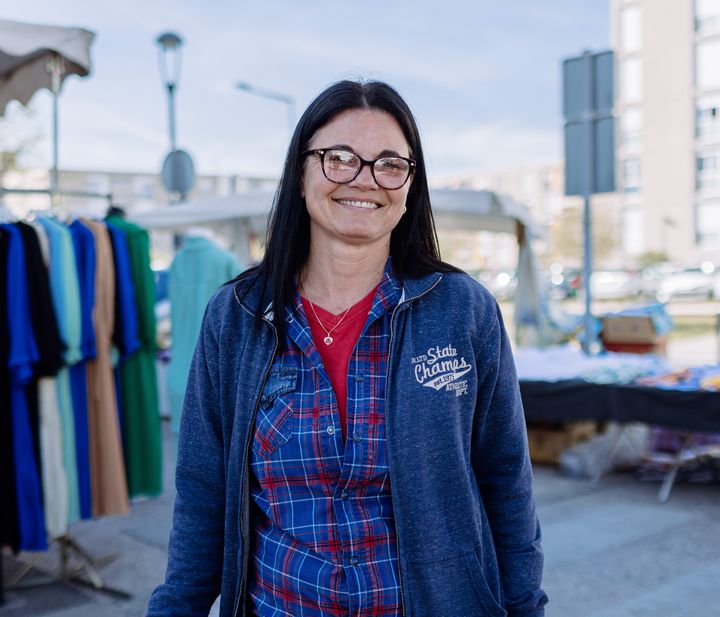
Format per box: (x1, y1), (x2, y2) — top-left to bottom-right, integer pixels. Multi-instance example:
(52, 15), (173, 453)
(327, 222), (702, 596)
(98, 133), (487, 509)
(147, 80), (547, 617)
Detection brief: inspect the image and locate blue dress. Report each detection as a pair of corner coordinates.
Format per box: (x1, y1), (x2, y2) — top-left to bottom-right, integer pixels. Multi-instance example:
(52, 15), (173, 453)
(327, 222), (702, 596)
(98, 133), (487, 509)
(69, 220), (97, 520)
(1, 224), (48, 551)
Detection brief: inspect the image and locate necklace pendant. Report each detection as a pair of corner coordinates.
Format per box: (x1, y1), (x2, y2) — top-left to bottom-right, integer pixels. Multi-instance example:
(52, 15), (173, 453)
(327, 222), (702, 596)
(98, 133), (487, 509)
(323, 335), (333, 345)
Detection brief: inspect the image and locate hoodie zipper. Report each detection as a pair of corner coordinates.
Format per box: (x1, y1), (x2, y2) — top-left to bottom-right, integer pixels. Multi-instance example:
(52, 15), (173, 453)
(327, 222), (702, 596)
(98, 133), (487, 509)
(233, 288), (279, 617)
(232, 274), (442, 617)
(385, 275), (443, 617)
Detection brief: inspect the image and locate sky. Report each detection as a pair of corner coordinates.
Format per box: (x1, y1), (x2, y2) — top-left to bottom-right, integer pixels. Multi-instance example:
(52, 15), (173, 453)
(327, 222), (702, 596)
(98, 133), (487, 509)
(1, 1), (609, 182)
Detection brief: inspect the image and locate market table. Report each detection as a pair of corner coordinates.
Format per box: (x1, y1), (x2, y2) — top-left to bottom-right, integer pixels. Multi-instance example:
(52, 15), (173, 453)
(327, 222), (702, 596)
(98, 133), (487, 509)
(519, 379), (720, 501)
(519, 379), (720, 434)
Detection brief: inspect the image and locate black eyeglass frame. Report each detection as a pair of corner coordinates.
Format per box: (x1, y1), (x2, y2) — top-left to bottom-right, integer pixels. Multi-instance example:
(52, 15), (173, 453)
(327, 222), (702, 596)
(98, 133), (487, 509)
(303, 148), (417, 190)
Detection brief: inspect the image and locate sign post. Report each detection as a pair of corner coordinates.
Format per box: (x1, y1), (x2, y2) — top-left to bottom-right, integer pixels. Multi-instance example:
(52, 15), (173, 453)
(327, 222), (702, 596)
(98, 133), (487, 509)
(563, 50), (616, 352)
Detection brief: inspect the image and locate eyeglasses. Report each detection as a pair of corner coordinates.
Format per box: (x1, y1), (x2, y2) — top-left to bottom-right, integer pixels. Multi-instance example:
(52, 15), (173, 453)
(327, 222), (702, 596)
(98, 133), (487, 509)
(304, 148), (416, 190)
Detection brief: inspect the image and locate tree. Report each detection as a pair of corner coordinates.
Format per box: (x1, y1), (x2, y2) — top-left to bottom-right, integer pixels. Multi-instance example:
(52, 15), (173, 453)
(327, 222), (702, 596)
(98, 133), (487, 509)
(0, 103), (43, 182)
(548, 205), (619, 266)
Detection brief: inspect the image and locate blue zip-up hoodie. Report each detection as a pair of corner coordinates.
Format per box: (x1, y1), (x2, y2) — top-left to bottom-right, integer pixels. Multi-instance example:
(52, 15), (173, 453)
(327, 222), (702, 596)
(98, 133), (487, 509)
(147, 270), (548, 617)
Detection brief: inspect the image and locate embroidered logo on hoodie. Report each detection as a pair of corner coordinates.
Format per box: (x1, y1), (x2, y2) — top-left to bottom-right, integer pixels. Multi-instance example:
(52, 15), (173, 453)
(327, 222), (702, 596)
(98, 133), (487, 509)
(411, 343), (472, 396)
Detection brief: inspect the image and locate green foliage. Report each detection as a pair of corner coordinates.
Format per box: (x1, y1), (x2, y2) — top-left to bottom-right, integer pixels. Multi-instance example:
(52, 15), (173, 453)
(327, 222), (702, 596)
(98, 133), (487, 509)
(636, 250), (670, 268)
(548, 205), (618, 265)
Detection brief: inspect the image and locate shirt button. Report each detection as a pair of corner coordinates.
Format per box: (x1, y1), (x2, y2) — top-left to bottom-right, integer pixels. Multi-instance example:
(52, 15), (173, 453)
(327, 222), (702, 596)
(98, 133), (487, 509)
(259, 395), (268, 405)
(352, 435), (361, 443)
(341, 491), (349, 500)
(354, 374), (365, 382)
(286, 315), (293, 323)
(326, 426), (336, 435)
(350, 557), (359, 566)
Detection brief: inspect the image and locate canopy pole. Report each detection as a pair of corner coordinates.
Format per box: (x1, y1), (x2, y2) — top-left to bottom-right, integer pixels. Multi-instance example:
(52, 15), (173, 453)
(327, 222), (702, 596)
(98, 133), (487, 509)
(48, 53), (65, 211)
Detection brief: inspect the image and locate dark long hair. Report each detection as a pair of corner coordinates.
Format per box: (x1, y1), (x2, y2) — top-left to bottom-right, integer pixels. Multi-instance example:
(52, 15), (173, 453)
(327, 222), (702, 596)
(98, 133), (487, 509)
(237, 79), (460, 338)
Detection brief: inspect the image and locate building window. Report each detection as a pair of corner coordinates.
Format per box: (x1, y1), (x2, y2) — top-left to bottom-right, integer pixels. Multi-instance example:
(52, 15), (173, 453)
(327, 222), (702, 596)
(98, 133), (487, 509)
(697, 39), (720, 91)
(622, 207), (645, 255)
(621, 58), (643, 103)
(85, 174), (110, 195)
(697, 200), (720, 247)
(621, 108), (643, 149)
(697, 150), (720, 191)
(696, 0), (720, 32)
(697, 96), (720, 142)
(621, 6), (643, 52)
(623, 158), (641, 192)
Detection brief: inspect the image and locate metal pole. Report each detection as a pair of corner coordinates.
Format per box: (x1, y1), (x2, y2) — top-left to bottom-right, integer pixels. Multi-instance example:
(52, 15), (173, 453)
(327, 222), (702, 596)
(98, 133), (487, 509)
(582, 193), (594, 352)
(167, 83), (177, 151)
(236, 82), (295, 141)
(49, 54), (64, 209)
(581, 52), (596, 354)
(51, 89), (59, 195)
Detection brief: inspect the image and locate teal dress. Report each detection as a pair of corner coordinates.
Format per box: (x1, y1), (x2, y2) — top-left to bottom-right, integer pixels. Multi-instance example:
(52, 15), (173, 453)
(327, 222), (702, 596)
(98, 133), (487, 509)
(37, 217), (83, 525)
(167, 235), (241, 433)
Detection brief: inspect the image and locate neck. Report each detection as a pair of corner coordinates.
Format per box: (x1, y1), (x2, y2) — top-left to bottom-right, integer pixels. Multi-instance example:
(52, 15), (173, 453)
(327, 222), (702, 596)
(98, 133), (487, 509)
(300, 235), (389, 314)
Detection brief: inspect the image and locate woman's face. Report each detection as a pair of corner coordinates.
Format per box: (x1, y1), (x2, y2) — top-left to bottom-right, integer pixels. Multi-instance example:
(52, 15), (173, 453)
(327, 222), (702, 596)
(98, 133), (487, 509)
(302, 108), (412, 249)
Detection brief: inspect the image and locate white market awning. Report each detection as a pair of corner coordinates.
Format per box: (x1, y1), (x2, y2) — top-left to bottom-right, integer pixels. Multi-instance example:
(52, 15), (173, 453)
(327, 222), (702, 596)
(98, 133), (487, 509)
(0, 18), (95, 115)
(133, 188), (541, 237)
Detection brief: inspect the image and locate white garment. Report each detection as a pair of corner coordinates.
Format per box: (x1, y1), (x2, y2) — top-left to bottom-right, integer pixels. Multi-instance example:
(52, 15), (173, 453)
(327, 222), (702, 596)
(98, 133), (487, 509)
(38, 377), (69, 538)
(28, 220), (50, 264)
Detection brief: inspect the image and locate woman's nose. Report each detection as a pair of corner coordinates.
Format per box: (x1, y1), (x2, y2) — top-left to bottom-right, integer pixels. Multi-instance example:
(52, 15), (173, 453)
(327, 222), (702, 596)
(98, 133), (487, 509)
(349, 162), (379, 189)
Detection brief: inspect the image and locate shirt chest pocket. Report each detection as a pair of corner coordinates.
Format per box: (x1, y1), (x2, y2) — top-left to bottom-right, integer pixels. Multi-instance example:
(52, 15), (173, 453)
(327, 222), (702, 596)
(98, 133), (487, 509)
(252, 367), (297, 459)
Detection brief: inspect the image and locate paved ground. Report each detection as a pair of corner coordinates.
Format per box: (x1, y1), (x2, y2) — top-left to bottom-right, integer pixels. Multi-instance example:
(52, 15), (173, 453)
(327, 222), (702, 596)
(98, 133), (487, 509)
(2, 420), (718, 617)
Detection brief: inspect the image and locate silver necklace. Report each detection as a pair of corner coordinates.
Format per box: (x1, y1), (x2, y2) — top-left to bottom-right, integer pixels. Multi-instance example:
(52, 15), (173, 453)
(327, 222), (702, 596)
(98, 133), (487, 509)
(301, 283), (351, 345)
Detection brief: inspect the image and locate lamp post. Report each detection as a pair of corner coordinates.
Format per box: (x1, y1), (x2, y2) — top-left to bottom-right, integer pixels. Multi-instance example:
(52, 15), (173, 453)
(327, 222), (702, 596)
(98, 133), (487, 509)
(156, 32), (183, 151)
(235, 81), (296, 138)
(155, 31), (194, 203)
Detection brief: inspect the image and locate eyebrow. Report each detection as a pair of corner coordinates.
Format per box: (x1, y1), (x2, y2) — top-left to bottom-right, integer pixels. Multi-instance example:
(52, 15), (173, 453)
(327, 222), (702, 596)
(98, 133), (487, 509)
(325, 144), (407, 158)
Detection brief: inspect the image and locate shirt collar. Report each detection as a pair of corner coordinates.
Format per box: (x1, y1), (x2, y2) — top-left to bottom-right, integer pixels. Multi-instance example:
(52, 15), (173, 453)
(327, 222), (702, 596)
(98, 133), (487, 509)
(283, 256), (400, 358)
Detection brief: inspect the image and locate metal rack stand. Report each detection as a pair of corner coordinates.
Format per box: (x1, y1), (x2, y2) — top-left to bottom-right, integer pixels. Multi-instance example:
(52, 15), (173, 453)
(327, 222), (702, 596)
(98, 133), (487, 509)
(3, 534), (131, 600)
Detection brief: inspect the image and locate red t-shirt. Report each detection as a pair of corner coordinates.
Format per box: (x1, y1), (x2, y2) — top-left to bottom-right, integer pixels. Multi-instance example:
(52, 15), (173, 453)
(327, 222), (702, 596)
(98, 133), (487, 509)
(301, 286), (377, 443)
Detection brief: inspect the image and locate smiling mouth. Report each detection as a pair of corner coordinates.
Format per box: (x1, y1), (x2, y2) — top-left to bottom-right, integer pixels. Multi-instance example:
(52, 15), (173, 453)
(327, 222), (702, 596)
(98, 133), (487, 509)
(335, 198), (381, 210)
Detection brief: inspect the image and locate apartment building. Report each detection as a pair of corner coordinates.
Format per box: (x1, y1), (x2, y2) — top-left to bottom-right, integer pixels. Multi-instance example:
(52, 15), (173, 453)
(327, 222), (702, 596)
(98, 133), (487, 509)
(613, 0), (720, 262)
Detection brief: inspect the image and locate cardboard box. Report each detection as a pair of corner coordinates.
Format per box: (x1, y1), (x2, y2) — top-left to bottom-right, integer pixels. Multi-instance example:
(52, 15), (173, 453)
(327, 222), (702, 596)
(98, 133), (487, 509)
(601, 315), (661, 344)
(603, 340), (667, 356)
(527, 421), (598, 465)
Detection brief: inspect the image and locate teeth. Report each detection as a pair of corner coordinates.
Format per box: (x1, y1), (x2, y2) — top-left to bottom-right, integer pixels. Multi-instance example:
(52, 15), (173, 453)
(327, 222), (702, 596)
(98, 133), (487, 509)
(337, 199), (379, 209)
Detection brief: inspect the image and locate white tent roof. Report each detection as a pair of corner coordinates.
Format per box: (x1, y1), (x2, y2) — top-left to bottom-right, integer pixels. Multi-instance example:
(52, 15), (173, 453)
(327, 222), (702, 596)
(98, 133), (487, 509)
(133, 192), (274, 230)
(132, 188), (541, 237)
(0, 18), (95, 115)
(429, 188), (537, 235)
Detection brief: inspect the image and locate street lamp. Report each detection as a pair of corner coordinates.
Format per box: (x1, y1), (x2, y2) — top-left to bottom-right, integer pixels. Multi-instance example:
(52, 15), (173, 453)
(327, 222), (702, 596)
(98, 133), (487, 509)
(156, 32), (183, 151)
(155, 31), (194, 203)
(235, 81), (296, 138)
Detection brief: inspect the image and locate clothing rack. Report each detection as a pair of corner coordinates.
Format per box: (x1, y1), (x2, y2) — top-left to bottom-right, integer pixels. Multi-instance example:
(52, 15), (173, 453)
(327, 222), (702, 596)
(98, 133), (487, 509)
(0, 187), (114, 213)
(4, 534), (130, 600)
(1, 209), (136, 605)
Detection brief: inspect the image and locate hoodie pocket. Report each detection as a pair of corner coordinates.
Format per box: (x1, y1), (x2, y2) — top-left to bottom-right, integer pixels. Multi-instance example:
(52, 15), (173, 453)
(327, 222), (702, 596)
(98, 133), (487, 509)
(463, 549), (507, 616)
(252, 368), (297, 459)
(406, 547), (507, 617)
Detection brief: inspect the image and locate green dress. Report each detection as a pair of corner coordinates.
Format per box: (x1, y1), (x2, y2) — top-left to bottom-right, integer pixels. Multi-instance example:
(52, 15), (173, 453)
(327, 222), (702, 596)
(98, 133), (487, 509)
(106, 214), (163, 497)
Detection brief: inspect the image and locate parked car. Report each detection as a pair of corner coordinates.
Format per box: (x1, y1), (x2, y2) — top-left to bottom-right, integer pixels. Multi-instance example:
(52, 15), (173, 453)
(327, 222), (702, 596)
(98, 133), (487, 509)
(590, 269), (642, 300)
(546, 265), (582, 300)
(639, 262), (677, 299)
(656, 267), (716, 302)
